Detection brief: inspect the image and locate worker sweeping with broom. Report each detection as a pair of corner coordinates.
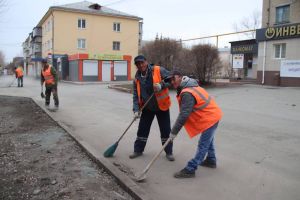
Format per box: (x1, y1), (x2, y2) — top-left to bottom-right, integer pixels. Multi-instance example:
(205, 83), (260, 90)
(103, 55), (174, 159)
(168, 70), (223, 178)
(130, 55), (175, 161)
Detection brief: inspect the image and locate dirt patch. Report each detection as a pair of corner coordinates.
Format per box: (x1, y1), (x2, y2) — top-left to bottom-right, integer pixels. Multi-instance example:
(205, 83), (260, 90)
(0, 96), (134, 200)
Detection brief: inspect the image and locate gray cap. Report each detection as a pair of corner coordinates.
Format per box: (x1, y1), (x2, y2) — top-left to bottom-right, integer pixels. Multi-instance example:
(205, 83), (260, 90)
(134, 55), (146, 63)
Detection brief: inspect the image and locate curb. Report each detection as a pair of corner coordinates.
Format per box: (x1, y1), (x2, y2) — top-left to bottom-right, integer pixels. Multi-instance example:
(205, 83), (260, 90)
(108, 85), (132, 93)
(31, 99), (152, 200)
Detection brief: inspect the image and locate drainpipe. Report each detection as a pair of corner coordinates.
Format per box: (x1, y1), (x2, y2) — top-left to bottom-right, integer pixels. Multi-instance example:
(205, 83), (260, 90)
(262, 41), (266, 84)
(267, 0), (271, 27)
(51, 12), (54, 65)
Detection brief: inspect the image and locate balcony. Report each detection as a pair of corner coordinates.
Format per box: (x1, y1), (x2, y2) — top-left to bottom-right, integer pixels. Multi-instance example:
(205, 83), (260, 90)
(33, 43), (42, 53)
(33, 36), (42, 43)
(33, 27), (42, 38)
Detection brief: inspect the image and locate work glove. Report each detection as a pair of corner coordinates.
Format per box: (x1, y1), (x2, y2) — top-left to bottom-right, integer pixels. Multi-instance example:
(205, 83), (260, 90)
(169, 133), (177, 141)
(153, 83), (162, 93)
(133, 112), (141, 119)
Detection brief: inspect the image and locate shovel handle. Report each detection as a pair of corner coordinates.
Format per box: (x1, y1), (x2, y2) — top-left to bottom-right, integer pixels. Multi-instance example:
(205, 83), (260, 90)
(141, 137), (172, 175)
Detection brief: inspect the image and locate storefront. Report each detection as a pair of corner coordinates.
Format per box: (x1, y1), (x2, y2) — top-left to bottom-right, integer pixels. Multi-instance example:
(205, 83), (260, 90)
(256, 23), (300, 86)
(230, 39), (258, 79)
(67, 53), (132, 82)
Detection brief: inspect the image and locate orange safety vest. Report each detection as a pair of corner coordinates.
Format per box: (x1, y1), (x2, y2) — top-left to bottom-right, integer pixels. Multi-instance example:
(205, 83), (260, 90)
(177, 86), (222, 138)
(42, 65), (55, 85)
(15, 67), (23, 77)
(135, 66), (171, 111)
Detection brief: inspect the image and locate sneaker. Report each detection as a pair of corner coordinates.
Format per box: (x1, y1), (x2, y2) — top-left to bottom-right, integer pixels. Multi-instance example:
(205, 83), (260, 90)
(45, 104), (50, 109)
(129, 152), (143, 159)
(201, 158), (217, 168)
(174, 168), (195, 179)
(166, 154), (175, 161)
(55, 105), (59, 110)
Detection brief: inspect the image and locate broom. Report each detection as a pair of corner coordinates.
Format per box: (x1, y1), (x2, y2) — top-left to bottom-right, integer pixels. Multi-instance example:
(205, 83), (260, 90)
(103, 93), (154, 157)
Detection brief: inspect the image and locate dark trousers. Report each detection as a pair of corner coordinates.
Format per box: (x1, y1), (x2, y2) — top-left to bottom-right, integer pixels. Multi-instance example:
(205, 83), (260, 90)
(17, 76), (23, 87)
(45, 85), (59, 106)
(134, 109), (173, 155)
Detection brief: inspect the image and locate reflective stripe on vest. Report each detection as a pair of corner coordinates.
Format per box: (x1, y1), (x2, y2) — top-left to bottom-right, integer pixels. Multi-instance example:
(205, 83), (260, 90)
(152, 66), (171, 111)
(42, 66), (55, 85)
(188, 87), (211, 111)
(177, 86), (222, 138)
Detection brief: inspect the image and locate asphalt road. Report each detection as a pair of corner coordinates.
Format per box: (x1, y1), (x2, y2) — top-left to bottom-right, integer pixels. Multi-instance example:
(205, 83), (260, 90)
(1, 75), (300, 200)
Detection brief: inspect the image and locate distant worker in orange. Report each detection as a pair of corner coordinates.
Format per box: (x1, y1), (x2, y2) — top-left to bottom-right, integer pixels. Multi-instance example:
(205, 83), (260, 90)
(168, 71), (223, 178)
(41, 59), (59, 109)
(14, 65), (24, 87)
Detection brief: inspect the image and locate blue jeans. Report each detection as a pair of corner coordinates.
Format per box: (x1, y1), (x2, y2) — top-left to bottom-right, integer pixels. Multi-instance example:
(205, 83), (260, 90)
(185, 122), (219, 172)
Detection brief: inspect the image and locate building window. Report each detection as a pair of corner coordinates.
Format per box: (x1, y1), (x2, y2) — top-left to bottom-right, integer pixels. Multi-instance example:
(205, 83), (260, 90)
(78, 18), (86, 29)
(113, 22), (120, 32)
(77, 39), (86, 49)
(276, 5), (290, 24)
(113, 41), (120, 50)
(274, 43), (286, 59)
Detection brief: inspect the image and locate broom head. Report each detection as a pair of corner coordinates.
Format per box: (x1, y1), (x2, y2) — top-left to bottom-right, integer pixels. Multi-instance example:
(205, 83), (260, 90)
(103, 142), (118, 157)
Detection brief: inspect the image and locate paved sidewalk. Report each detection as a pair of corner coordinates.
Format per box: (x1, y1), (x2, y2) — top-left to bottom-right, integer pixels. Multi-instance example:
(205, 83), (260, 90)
(1, 75), (300, 200)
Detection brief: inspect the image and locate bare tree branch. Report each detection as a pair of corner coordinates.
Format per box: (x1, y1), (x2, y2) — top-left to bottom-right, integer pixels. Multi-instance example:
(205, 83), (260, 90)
(233, 9), (261, 39)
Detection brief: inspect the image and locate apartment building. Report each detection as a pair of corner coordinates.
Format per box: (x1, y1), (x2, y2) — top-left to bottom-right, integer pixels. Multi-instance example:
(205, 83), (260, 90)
(24, 1), (142, 81)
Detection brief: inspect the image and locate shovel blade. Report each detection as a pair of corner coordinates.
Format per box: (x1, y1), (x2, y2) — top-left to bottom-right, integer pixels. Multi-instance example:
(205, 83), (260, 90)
(135, 172), (147, 182)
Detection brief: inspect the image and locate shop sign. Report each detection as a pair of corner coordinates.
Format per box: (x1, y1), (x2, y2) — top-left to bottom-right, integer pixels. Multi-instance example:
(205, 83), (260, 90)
(89, 54), (123, 60)
(231, 44), (258, 54)
(256, 23), (300, 41)
(280, 60), (300, 77)
(232, 54), (244, 69)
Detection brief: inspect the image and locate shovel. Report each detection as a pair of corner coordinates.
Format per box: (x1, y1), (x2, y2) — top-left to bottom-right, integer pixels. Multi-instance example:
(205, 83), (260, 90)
(135, 137), (173, 182)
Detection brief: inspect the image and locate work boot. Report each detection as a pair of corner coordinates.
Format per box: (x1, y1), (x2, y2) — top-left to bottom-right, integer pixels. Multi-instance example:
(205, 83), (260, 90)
(174, 168), (195, 179)
(129, 152), (143, 159)
(166, 154), (175, 161)
(201, 158), (217, 168)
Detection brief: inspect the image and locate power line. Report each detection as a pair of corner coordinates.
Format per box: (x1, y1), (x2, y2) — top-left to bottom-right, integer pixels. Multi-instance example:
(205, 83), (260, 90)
(180, 29), (256, 42)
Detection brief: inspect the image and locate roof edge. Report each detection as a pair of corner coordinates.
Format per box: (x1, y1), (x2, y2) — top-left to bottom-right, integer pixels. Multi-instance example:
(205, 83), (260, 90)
(49, 6), (142, 21)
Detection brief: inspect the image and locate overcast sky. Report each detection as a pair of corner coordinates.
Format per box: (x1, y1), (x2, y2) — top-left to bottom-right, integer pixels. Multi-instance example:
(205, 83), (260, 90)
(0, 0), (262, 62)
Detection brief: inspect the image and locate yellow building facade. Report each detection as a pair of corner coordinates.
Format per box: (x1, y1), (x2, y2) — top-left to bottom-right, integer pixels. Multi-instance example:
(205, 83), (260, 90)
(37, 1), (142, 80)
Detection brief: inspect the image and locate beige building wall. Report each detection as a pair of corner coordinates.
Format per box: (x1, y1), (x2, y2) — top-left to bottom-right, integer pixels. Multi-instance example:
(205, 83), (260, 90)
(258, 0), (300, 86)
(262, 0), (300, 27)
(42, 15), (54, 58)
(40, 9), (140, 79)
(218, 50), (231, 78)
(258, 38), (300, 71)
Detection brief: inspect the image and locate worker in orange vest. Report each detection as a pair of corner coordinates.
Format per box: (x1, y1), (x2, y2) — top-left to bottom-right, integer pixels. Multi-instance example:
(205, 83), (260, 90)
(14, 66), (24, 87)
(168, 71), (223, 178)
(130, 55), (174, 161)
(41, 59), (59, 109)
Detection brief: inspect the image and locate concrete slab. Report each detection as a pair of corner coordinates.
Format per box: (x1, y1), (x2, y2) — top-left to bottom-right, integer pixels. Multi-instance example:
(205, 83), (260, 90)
(1, 75), (300, 200)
